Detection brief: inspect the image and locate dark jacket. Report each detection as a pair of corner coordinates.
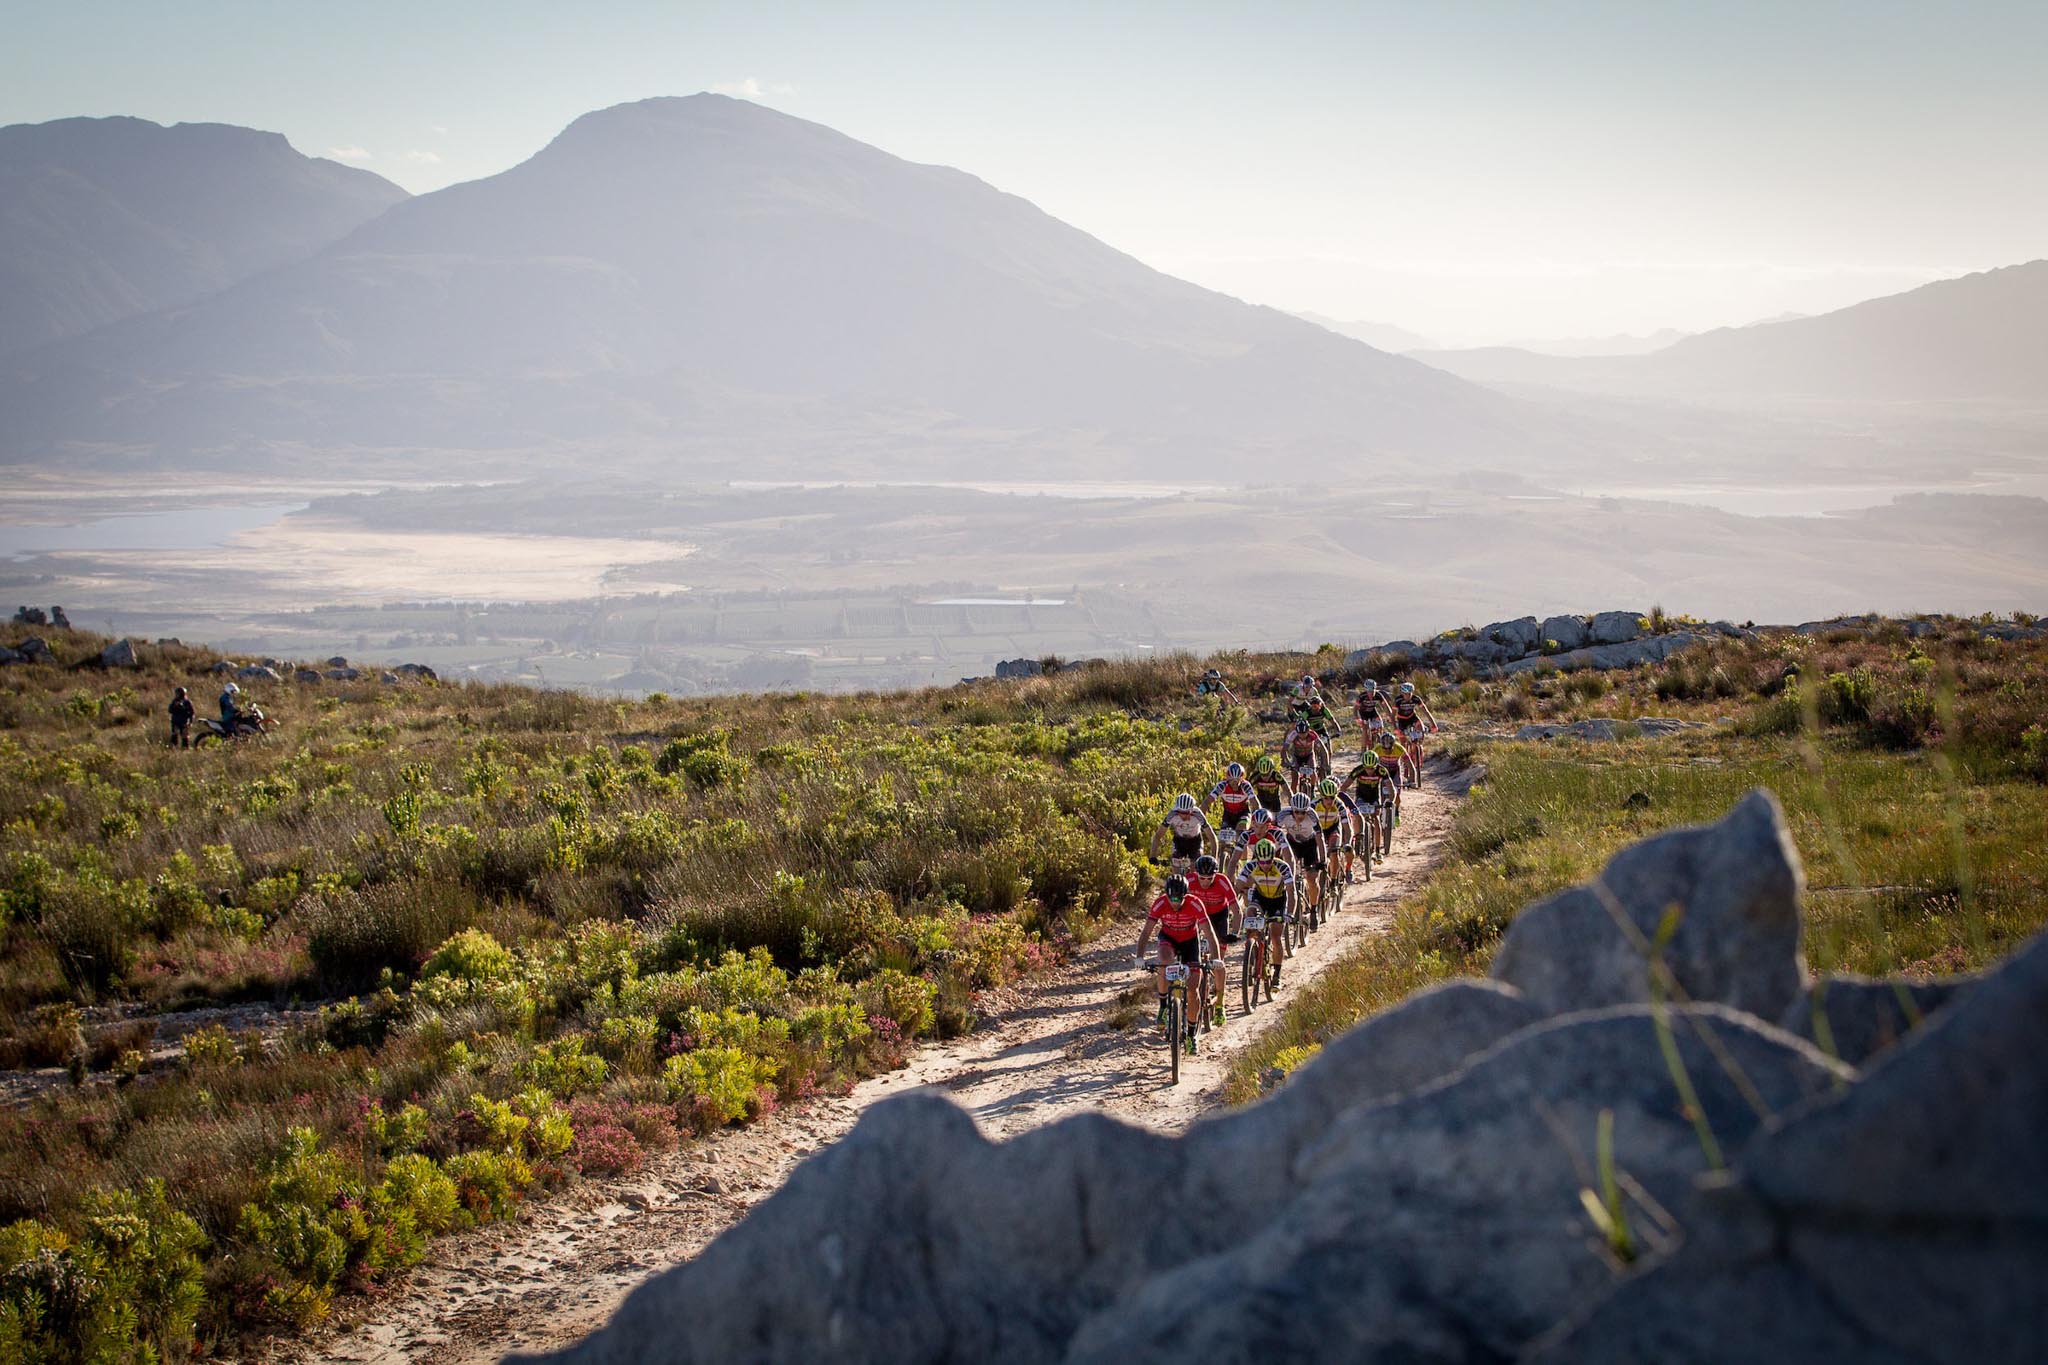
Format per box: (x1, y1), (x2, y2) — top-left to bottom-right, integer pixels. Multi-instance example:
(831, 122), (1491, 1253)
(169, 696), (195, 726)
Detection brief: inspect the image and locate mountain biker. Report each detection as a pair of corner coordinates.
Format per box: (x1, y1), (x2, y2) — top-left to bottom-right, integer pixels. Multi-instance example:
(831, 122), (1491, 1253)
(1299, 692), (1341, 745)
(1341, 752), (1395, 859)
(1148, 793), (1218, 870)
(1371, 729), (1408, 824)
(1249, 754), (1288, 814)
(1207, 763), (1258, 871)
(1280, 718), (1332, 792)
(1133, 874), (1225, 1051)
(1356, 680), (1392, 744)
(1187, 854), (1239, 1026)
(1311, 777), (1356, 885)
(1275, 791), (1330, 913)
(1233, 837), (1295, 983)
(1193, 667), (1239, 705)
(1391, 681), (1440, 786)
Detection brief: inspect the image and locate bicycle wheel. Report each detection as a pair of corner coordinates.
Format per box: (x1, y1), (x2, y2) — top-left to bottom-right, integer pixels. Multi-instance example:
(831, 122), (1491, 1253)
(1241, 938), (1257, 1013)
(1167, 992), (1183, 1085)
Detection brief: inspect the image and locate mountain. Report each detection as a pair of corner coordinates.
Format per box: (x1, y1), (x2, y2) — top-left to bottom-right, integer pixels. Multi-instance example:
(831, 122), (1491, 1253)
(1413, 264), (2048, 404)
(0, 115), (407, 357)
(0, 96), (1585, 477)
(1503, 327), (1686, 358)
(1296, 312), (1439, 353)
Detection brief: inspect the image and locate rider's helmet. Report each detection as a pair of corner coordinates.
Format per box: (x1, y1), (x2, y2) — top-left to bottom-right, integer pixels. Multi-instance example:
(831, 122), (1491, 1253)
(1299, 673), (1316, 689)
(1400, 681), (1416, 694)
(1173, 792), (1197, 813)
(1225, 761), (1245, 780)
(1289, 791), (1311, 812)
(1164, 874), (1190, 902)
(1253, 839), (1276, 860)
(1194, 854), (1219, 878)
(174, 686), (188, 698)
(1254, 754), (1277, 774)
(1203, 667), (1222, 680)
(224, 682), (241, 694)
(1307, 694), (1327, 712)
(1318, 777), (1339, 797)
(1249, 808), (1274, 828)
(1362, 679), (1378, 693)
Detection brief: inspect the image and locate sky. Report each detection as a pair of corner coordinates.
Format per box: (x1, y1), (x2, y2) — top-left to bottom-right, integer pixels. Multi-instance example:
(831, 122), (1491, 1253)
(5, 0), (2043, 343)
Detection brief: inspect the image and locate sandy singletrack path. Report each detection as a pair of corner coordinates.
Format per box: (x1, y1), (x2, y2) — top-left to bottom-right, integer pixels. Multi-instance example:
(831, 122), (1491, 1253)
(286, 756), (1469, 1365)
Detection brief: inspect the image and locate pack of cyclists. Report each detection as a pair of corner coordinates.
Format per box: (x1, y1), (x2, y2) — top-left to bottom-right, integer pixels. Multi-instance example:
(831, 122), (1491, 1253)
(1134, 670), (1438, 1059)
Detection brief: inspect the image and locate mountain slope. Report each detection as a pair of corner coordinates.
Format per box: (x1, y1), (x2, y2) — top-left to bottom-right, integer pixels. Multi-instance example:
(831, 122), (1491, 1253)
(0, 115), (407, 357)
(1296, 312), (1439, 353)
(1414, 263), (2048, 403)
(2, 96), (1580, 476)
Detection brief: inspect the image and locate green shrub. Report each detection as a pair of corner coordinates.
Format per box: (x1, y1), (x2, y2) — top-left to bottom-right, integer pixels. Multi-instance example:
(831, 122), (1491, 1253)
(524, 1036), (608, 1097)
(442, 1150), (533, 1223)
(0, 1180), (206, 1365)
(421, 928), (515, 985)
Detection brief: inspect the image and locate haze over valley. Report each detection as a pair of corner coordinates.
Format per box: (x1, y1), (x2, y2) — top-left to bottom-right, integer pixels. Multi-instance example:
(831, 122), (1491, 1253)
(2, 91), (2042, 690)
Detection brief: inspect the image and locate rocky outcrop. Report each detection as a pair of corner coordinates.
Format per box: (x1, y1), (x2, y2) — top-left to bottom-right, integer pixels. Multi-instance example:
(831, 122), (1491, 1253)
(13, 637), (54, 664)
(528, 789), (2045, 1365)
(1483, 615), (1542, 654)
(1587, 610), (1645, 644)
(1490, 790), (1805, 1020)
(1501, 632), (1705, 675)
(394, 662), (439, 681)
(1775, 971), (1979, 1066)
(1540, 614), (1589, 650)
(236, 664), (282, 682)
(994, 657), (1043, 679)
(98, 638), (140, 668)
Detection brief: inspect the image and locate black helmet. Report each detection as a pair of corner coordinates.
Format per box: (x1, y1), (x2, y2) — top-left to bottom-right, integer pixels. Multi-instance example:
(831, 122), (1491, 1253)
(1194, 854), (1218, 877)
(1164, 874), (1190, 901)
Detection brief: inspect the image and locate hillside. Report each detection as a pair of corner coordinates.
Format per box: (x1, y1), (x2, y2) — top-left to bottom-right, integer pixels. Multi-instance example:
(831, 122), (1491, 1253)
(0, 616), (2041, 1359)
(1414, 260), (2048, 404)
(0, 115), (407, 357)
(0, 96), (1583, 477)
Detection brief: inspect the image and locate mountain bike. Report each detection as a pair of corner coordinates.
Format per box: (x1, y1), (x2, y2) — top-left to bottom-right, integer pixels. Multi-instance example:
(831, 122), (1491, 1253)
(1239, 909), (1275, 1011)
(1150, 958), (1216, 1085)
(1400, 723), (1433, 788)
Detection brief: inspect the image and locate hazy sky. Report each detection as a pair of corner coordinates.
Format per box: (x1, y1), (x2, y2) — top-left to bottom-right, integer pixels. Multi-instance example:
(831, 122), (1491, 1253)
(6, 1), (2043, 342)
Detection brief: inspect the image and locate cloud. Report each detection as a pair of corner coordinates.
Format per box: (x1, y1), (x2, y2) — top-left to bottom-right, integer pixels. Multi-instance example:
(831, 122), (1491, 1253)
(430, 125), (449, 135)
(405, 149), (442, 164)
(709, 78), (795, 99)
(326, 145), (373, 162)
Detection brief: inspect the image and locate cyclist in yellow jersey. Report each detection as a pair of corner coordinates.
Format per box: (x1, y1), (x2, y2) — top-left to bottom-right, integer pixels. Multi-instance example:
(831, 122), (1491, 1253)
(1372, 730), (1408, 825)
(1232, 837), (1296, 981)
(1310, 777), (1354, 885)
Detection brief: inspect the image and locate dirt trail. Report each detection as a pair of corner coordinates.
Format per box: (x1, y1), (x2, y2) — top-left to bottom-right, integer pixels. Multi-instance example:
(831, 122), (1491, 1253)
(287, 759), (1468, 1365)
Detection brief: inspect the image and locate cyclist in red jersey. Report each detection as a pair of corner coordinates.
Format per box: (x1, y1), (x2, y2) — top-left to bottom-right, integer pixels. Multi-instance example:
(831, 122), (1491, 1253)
(1186, 854), (1239, 1026)
(1133, 874), (1224, 1048)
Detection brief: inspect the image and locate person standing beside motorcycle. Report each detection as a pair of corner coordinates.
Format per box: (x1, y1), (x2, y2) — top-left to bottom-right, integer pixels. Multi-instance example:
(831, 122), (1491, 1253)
(168, 686), (194, 748)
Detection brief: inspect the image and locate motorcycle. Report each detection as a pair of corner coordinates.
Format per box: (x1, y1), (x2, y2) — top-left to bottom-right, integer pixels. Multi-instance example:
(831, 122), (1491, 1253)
(197, 709), (278, 742)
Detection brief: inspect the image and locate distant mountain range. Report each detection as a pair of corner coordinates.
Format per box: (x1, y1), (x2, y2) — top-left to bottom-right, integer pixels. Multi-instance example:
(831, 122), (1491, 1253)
(1414, 265), (2047, 403)
(0, 96), (1584, 477)
(0, 116), (406, 357)
(1295, 312), (1439, 354)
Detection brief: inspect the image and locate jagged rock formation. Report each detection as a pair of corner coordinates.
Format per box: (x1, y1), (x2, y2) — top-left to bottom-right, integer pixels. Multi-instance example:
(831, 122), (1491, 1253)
(526, 791), (2038, 1364)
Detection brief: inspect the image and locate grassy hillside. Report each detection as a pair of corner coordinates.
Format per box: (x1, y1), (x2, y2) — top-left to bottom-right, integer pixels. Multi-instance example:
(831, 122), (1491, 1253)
(0, 636), (1315, 1356)
(1226, 617), (2048, 1098)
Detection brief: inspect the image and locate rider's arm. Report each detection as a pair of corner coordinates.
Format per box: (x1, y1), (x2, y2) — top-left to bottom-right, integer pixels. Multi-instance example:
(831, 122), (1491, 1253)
(1134, 914), (1157, 959)
(1147, 824), (1168, 861)
(1201, 817), (1220, 856)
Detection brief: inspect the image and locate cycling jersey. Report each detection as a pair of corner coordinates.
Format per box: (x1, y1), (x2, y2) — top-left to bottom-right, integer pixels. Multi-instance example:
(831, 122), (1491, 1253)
(1287, 728), (1322, 760)
(1148, 893), (1208, 941)
(1311, 795), (1346, 833)
(1251, 773), (1287, 810)
(1235, 858), (1293, 903)
(1374, 739), (1407, 771)
(1393, 696), (1422, 723)
(1209, 779), (1256, 821)
(1348, 762), (1389, 802)
(1188, 875), (1237, 917)
(1276, 809), (1321, 844)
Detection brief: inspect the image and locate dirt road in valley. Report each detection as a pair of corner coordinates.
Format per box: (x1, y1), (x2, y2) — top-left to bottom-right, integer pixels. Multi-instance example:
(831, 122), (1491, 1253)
(285, 759), (1469, 1365)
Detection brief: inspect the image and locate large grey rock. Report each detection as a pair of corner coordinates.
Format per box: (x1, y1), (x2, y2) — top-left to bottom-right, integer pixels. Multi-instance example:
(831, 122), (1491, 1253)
(295, 668), (323, 684)
(1482, 616), (1542, 655)
(1501, 632), (1704, 675)
(395, 662), (438, 680)
(1776, 971), (1978, 1066)
(98, 638), (140, 668)
(237, 664), (282, 682)
(1066, 1006), (1846, 1365)
(1490, 789), (1804, 1020)
(324, 666), (361, 681)
(14, 636), (53, 664)
(1447, 637), (1505, 664)
(1537, 928), (2048, 1364)
(0, 646), (24, 666)
(1539, 614), (1588, 650)
(994, 658), (1043, 679)
(1587, 610), (1644, 644)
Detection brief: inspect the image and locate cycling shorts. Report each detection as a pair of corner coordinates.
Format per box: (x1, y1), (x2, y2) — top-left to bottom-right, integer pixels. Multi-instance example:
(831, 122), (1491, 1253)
(1218, 809), (1251, 831)
(1287, 836), (1323, 871)
(1401, 722), (1426, 742)
(1209, 910), (1238, 944)
(1255, 787), (1285, 812)
(1159, 933), (1202, 965)
(1251, 891), (1288, 918)
(1172, 832), (1205, 861)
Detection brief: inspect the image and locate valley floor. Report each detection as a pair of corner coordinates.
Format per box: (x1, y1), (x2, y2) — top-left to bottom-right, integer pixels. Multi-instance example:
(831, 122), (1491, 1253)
(275, 760), (1467, 1365)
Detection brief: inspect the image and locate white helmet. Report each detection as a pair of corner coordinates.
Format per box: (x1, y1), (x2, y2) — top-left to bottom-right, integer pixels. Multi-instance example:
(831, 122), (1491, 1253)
(1289, 791), (1311, 811)
(1225, 762), (1245, 780)
(224, 682), (241, 694)
(1362, 679), (1378, 692)
(1173, 792), (1197, 813)
(1400, 681), (1416, 694)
